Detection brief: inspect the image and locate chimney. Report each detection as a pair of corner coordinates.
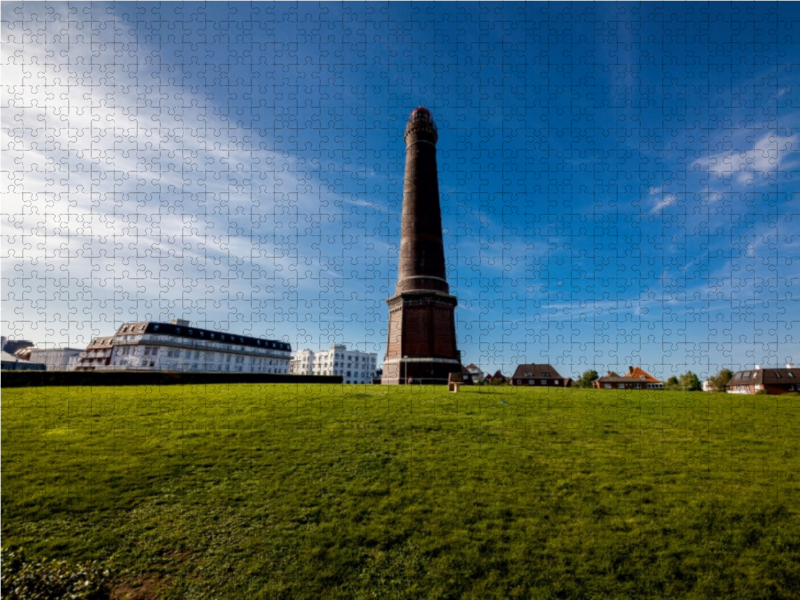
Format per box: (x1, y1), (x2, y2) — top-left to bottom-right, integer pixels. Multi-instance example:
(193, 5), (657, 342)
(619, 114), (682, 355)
(628, 366), (634, 374)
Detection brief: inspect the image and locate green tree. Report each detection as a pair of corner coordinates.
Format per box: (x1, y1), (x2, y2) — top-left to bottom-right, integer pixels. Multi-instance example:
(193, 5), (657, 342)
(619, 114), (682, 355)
(574, 369), (599, 388)
(665, 376), (679, 390)
(708, 368), (734, 392)
(677, 371), (702, 392)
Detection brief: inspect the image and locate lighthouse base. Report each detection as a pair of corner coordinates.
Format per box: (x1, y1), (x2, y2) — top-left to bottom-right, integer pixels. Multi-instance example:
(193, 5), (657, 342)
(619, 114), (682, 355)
(380, 291), (461, 385)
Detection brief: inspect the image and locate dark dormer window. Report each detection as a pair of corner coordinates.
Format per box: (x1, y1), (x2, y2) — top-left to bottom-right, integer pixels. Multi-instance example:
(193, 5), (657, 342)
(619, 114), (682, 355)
(188, 329), (193, 335)
(542, 372), (551, 377)
(154, 325), (160, 331)
(211, 333), (215, 339)
(176, 328), (181, 334)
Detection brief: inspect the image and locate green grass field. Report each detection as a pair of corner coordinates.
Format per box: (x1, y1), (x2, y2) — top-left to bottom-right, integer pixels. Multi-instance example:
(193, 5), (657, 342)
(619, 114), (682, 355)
(3, 384), (800, 599)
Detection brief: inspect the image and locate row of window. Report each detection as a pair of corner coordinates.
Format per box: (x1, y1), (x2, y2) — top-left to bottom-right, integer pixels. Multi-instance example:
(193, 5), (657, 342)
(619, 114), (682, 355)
(121, 324), (147, 333)
(112, 360), (287, 373)
(733, 384), (796, 391)
(137, 346), (285, 365)
(314, 358), (376, 365)
(119, 324), (287, 350)
(602, 383), (664, 389)
(741, 371), (795, 379)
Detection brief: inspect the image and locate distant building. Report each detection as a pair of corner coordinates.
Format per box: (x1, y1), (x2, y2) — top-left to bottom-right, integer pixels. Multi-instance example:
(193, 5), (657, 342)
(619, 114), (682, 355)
(511, 364), (571, 387)
(1, 350), (45, 371)
(76, 319), (290, 373)
(307, 344), (377, 384)
(28, 348), (82, 371)
(728, 365), (799, 395)
(75, 336), (115, 370)
(2, 339), (34, 355)
(13, 347), (33, 361)
(484, 370), (507, 384)
(464, 363), (484, 383)
(289, 349), (315, 375)
(594, 367), (663, 390)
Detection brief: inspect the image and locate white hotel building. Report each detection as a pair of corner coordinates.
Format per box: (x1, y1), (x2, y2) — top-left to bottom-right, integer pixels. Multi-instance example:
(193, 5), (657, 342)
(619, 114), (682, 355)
(78, 319), (290, 373)
(291, 344), (377, 384)
(28, 347), (83, 371)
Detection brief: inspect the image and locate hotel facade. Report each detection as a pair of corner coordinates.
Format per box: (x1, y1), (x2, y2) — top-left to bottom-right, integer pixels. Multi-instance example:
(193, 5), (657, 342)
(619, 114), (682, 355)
(291, 344), (377, 384)
(77, 319), (290, 374)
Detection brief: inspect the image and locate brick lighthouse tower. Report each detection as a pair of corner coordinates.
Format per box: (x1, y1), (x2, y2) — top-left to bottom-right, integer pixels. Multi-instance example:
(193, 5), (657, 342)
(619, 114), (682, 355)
(381, 108), (461, 385)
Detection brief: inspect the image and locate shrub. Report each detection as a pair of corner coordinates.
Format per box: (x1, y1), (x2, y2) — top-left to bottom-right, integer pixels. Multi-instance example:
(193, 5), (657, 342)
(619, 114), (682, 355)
(665, 372), (702, 391)
(574, 369), (599, 388)
(1, 547), (113, 600)
(708, 368), (734, 392)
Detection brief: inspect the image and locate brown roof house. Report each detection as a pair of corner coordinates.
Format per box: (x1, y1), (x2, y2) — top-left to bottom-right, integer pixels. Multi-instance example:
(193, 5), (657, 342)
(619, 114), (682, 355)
(511, 364), (571, 387)
(728, 365), (800, 395)
(593, 367), (664, 390)
(484, 370), (507, 384)
(464, 363), (484, 383)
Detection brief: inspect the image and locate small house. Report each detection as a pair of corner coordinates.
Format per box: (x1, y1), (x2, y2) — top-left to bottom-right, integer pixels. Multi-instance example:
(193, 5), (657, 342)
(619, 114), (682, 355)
(511, 364), (571, 387)
(593, 367), (663, 390)
(728, 365), (799, 395)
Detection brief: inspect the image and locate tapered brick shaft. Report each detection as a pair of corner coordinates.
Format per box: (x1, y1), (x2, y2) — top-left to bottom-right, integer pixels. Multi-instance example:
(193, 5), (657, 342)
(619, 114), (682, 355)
(382, 108), (461, 385)
(396, 108), (449, 295)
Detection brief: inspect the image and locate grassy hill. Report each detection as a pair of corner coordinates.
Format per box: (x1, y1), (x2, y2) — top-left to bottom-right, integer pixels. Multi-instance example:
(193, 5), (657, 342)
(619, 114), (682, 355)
(2, 384), (799, 599)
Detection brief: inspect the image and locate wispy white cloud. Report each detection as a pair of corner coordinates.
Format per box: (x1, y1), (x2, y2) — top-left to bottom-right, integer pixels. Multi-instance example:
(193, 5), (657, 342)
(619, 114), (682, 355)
(1, 5), (361, 344)
(695, 132), (799, 185)
(648, 186), (678, 214)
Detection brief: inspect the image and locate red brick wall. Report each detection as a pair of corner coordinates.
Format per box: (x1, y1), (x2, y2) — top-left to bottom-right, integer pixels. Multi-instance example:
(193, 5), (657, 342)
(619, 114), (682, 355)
(763, 384), (799, 395)
(433, 306), (456, 357)
(402, 305), (431, 356)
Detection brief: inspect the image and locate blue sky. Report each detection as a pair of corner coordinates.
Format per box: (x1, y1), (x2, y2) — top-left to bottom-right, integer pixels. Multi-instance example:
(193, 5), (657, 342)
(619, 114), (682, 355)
(2, 2), (799, 379)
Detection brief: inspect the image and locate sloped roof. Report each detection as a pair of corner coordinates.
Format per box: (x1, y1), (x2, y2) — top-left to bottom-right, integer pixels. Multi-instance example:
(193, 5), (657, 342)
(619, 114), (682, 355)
(114, 321), (291, 352)
(2, 350), (44, 365)
(730, 368), (800, 385)
(511, 364), (564, 380)
(628, 367), (659, 382)
(596, 367), (661, 384)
